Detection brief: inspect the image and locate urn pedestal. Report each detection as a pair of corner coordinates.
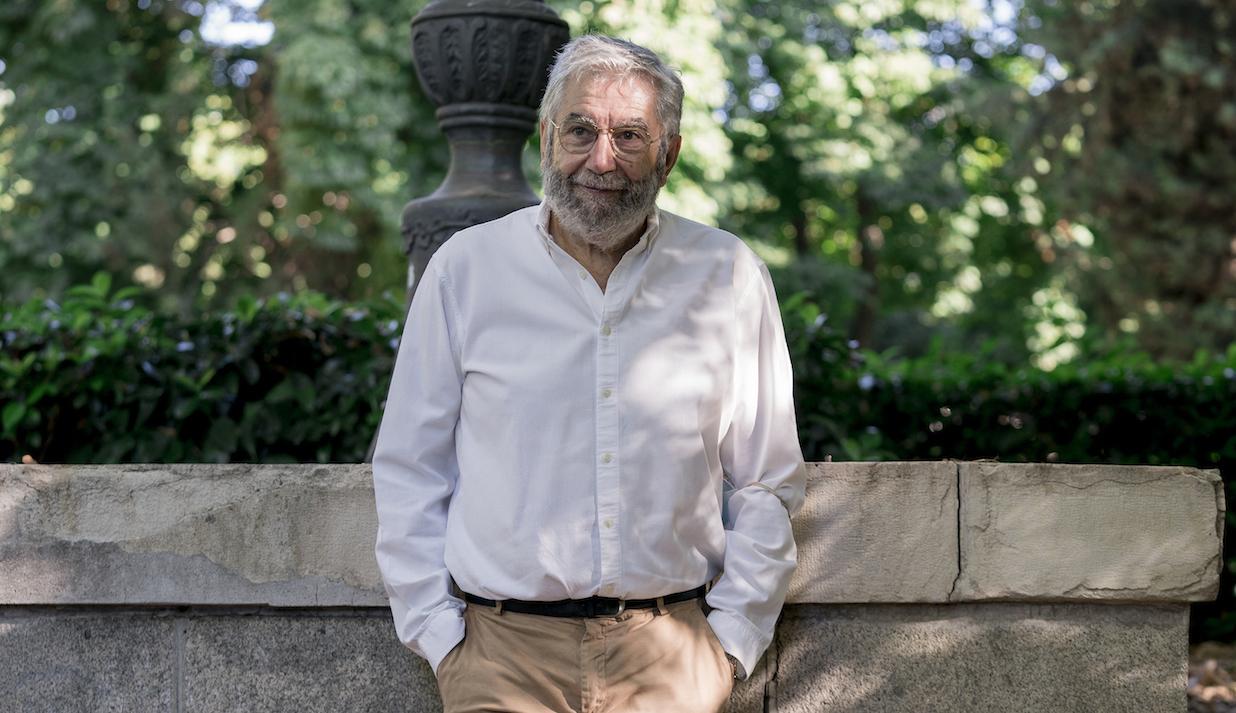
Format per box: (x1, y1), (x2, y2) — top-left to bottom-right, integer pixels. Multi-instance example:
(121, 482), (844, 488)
(401, 0), (569, 299)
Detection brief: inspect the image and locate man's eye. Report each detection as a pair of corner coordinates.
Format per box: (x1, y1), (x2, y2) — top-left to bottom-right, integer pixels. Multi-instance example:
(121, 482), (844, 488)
(617, 130), (641, 142)
(568, 126), (594, 138)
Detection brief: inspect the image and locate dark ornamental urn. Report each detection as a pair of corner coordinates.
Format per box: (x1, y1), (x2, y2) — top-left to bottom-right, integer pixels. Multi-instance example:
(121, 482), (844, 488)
(402, 0), (570, 300)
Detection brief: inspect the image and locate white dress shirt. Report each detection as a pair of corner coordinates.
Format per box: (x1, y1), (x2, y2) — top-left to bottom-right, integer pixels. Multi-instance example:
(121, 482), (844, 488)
(373, 203), (806, 678)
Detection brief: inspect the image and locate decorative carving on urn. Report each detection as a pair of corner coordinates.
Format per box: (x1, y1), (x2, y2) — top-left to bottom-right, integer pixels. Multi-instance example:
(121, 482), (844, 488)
(401, 0), (569, 301)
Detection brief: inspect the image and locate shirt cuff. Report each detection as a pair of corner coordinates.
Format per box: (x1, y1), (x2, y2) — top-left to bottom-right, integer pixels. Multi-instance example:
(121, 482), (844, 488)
(706, 607), (768, 681)
(419, 609), (466, 675)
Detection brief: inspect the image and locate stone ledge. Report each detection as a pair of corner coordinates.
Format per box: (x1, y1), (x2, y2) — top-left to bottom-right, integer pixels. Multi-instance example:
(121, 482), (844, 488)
(0, 462), (1223, 606)
(786, 461), (957, 603)
(954, 462), (1224, 602)
(0, 464), (384, 606)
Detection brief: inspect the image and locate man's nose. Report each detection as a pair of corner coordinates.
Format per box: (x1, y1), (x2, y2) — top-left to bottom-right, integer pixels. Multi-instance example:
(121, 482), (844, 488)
(585, 132), (618, 174)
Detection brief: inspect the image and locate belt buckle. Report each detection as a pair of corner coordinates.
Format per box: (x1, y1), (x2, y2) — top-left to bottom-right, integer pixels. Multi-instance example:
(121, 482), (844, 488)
(592, 597), (624, 617)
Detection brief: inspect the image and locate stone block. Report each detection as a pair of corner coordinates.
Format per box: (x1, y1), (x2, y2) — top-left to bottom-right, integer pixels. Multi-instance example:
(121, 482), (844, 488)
(0, 612), (175, 713)
(0, 464), (385, 606)
(788, 461), (957, 603)
(181, 613), (435, 713)
(773, 602), (1187, 713)
(955, 463), (1223, 601)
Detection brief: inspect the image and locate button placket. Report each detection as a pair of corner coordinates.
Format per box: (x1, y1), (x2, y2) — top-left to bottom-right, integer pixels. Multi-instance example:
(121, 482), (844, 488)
(595, 301), (622, 593)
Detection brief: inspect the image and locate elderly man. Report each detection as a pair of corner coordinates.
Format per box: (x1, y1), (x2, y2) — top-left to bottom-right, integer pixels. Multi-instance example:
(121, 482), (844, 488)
(373, 35), (805, 713)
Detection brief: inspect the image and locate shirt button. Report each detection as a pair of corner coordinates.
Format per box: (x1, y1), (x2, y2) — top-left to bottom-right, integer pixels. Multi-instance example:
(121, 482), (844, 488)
(604, 519), (614, 529)
(600, 388), (612, 399)
(578, 269), (587, 279)
(601, 452), (613, 464)
(600, 324), (612, 336)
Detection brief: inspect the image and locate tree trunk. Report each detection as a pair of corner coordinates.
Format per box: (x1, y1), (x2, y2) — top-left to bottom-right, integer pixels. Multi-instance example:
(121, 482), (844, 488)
(849, 189), (882, 348)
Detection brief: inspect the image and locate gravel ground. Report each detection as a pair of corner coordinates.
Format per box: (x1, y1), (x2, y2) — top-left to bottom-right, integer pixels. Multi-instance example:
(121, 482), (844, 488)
(1191, 643), (1236, 713)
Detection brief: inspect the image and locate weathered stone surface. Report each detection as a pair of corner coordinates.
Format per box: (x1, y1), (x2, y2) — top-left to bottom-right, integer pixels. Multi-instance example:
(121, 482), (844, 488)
(2, 462), (1224, 607)
(0, 464), (385, 606)
(0, 611), (175, 712)
(0, 461), (1220, 711)
(0, 602), (1197, 713)
(181, 613), (433, 713)
(955, 463), (1224, 601)
(787, 461), (957, 603)
(773, 602), (1188, 713)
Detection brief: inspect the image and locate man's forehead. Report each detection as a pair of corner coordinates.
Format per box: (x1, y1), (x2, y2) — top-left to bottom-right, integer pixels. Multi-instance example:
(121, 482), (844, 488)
(557, 74), (658, 124)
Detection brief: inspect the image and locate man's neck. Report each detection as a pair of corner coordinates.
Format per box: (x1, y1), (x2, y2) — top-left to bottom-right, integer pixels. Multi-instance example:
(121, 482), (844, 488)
(547, 212), (647, 292)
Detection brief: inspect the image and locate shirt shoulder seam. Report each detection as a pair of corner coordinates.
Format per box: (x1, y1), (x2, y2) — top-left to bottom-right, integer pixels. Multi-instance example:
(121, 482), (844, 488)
(434, 266), (466, 376)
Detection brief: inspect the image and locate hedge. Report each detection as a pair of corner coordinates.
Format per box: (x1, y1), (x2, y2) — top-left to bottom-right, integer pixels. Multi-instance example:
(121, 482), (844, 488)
(0, 275), (402, 464)
(2, 277), (1235, 636)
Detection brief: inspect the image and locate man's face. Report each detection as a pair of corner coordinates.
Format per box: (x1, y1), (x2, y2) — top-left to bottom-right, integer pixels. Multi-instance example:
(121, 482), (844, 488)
(540, 75), (681, 249)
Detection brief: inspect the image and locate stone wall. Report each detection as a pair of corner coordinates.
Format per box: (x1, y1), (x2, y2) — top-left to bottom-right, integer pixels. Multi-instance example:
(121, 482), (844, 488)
(0, 462), (1222, 712)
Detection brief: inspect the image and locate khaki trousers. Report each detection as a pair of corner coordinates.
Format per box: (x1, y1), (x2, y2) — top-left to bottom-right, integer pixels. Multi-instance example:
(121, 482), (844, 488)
(434, 599), (734, 713)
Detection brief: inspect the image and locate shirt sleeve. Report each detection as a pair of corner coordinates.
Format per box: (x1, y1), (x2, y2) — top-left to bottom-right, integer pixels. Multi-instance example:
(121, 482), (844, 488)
(706, 258), (807, 679)
(372, 260), (466, 674)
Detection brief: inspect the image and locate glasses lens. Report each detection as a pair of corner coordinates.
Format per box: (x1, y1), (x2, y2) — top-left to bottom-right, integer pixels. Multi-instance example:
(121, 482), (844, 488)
(612, 129), (650, 155)
(560, 123), (597, 153)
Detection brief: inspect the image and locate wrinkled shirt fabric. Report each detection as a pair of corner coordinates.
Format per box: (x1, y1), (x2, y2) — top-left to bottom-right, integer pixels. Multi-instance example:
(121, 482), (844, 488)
(373, 203), (806, 679)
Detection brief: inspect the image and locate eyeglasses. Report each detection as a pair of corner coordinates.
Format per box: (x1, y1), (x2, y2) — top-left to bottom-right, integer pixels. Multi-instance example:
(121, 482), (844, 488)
(549, 118), (659, 159)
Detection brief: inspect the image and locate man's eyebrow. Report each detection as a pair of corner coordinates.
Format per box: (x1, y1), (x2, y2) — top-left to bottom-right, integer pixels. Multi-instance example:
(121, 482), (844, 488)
(563, 113), (650, 130)
(615, 118), (651, 130)
(564, 113), (598, 126)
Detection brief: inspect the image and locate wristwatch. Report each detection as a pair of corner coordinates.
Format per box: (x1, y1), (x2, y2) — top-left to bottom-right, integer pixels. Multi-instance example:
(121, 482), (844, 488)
(725, 653), (741, 680)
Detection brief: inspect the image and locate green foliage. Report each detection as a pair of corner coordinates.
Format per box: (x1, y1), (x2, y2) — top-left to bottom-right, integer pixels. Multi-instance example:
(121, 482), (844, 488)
(1023, 0), (1236, 358)
(5, 0), (1232, 366)
(0, 0), (444, 310)
(779, 287), (1236, 468)
(262, 0), (444, 295)
(1, 0), (1063, 362)
(0, 0), (212, 303)
(0, 278), (402, 463)
(708, 0), (1058, 359)
(10, 280), (1230, 471)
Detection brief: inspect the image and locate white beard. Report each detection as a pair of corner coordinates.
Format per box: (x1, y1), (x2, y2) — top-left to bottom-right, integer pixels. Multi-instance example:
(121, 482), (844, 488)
(542, 144), (665, 252)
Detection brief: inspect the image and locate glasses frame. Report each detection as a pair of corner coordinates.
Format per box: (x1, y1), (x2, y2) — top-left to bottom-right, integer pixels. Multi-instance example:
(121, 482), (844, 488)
(548, 118), (661, 160)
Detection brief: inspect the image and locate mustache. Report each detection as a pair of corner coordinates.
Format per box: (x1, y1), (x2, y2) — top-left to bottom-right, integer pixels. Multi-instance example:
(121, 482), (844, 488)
(573, 172), (632, 190)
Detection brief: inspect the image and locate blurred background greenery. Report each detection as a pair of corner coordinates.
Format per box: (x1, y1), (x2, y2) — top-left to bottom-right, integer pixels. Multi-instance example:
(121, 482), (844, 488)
(2, 0), (1235, 637)
(4, 0), (1234, 362)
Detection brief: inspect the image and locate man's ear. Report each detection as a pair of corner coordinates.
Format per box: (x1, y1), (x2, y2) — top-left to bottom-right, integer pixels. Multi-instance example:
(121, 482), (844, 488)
(660, 134), (683, 187)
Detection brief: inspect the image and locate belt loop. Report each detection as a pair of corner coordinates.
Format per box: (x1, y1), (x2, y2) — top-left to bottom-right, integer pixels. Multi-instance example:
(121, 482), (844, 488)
(655, 596), (668, 616)
(495, 600), (504, 616)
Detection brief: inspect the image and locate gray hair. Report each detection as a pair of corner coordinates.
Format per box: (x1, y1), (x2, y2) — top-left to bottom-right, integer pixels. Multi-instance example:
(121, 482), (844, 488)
(539, 35), (685, 142)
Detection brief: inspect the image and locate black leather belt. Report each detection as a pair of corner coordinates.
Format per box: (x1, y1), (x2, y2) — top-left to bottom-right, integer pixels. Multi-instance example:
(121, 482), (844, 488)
(463, 585), (707, 618)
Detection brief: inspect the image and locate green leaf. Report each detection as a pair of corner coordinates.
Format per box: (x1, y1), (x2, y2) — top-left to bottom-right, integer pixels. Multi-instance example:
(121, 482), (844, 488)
(236, 295), (259, 323)
(91, 271), (112, 297)
(2, 402), (27, 434)
(266, 378), (298, 404)
(204, 418), (239, 458)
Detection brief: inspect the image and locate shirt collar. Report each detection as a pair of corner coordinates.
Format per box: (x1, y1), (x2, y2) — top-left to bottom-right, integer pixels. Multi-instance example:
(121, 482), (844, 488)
(536, 201), (661, 257)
